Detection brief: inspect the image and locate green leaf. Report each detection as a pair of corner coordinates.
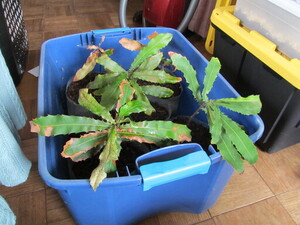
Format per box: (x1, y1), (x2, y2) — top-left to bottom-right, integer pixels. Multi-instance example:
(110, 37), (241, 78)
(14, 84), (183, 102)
(206, 103), (222, 144)
(100, 77), (124, 111)
(89, 127), (121, 191)
(202, 57), (221, 101)
(96, 54), (125, 73)
(73, 50), (99, 81)
(30, 115), (111, 136)
(71, 147), (100, 162)
(137, 52), (163, 71)
(87, 73), (124, 89)
(118, 120), (191, 143)
(119, 100), (147, 118)
(116, 79), (135, 111)
(61, 131), (107, 161)
(129, 80), (155, 115)
(217, 133), (245, 173)
(130, 33), (173, 71)
(78, 89), (114, 123)
(220, 113), (258, 164)
(104, 48), (114, 56)
(169, 52), (201, 101)
(131, 70), (181, 84)
(141, 85), (174, 98)
(213, 95), (262, 115)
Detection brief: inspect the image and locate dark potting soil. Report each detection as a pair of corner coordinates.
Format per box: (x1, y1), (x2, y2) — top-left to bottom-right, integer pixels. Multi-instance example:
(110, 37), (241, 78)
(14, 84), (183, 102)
(71, 151), (101, 179)
(173, 116), (212, 151)
(71, 141), (158, 179)
(71, 117), (212, 179)
(67, 72), (99, 103)
(116, 141), (158, 176)
(129, 102), (170, 121)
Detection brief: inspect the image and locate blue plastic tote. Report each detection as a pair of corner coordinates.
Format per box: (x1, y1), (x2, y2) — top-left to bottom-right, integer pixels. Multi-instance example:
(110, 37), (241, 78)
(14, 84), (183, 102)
(38, 27), (264, 225)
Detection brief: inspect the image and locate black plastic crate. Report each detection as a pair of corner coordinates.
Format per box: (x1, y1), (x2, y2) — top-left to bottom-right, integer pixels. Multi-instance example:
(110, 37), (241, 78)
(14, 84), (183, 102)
(214, 28), (300, 153)
(0, 0), (28, 85)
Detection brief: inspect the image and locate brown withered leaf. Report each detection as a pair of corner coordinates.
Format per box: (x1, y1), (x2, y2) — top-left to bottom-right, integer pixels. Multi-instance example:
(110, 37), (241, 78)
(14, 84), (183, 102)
(73, 50), (100, 82)
(87, 45), (105, 53)
(120, 135), (155, 144)
(29, 121), (40, 133)
(119, 38), (145, 51)
(87, 45), (100, 50)
(147, 32), (158, 40)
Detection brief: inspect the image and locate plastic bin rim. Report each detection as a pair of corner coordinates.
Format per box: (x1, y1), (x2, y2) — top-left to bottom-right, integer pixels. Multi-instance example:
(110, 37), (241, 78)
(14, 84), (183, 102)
(39, 27), (183, 45)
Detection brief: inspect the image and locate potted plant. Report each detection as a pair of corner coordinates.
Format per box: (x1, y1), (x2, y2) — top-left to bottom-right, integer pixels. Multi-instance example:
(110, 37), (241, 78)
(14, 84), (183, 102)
(33, 27), (264, 225)
(170, 55), (262, 172)
(31, 32), (192, 190)
(66, 32), (182, 118)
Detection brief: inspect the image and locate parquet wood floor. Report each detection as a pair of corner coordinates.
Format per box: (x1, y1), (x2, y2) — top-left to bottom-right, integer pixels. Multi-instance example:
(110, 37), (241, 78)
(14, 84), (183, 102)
(2, 0), (299, 224)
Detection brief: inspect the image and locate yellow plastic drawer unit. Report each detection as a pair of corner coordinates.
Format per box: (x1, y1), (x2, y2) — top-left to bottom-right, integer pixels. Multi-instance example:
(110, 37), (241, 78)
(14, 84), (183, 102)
(211, 6), (300, 153)
(211, 6), (300, 90)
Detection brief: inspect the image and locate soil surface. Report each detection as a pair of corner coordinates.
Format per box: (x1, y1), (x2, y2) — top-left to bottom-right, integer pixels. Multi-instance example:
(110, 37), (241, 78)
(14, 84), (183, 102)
(67, 72), (98, 103)
(129, 102), (170, 121)
(71, 116), (212, 179)
(173, 116), (212, 150)
(67, 72), (212, 179)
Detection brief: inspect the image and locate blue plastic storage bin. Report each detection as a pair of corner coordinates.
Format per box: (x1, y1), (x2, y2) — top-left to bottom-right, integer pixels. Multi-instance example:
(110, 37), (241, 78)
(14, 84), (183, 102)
(38, 27), (264, 225)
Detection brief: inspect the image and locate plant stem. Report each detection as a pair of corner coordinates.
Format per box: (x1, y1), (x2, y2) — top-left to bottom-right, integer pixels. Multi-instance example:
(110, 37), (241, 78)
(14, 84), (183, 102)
(188, 104), (204, 125)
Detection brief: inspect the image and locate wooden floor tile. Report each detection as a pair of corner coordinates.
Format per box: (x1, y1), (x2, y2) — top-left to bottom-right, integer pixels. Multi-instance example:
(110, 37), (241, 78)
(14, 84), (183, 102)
(157, 211), (211, 225)
(21, 137), (38, 162)
(43, 29), (82, 42)
(109, 13), (122, 27)
(46, 188), (76, 225)
(77, 13), (116, 30)
(26, 31), (44, 51)
(24, 18), (44, 32)
(277, 188), (300, 224)
(254, 144), (300, 194)
(43, 16), (79, 32)
(22, 6), (44, 19)
(17, 73), (38, 102)
(213, 197), (296, 225)
(24, 50), (41, 70)
(44, 4), (75, 18)
(209, 163), (274, 216)
(136, 216), (161, 225)
(195, 219), (216, 225)
(18, 100), (38, 140)
(6, 190), (46, 225)
(188, 35), (212, 60)
(45, 0), (73, 4)
(0, 163), (44, 198)
(73, 1), (107, 14)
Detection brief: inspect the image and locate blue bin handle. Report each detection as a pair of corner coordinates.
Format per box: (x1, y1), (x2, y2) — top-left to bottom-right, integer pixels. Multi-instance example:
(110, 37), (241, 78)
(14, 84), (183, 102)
(92, 27), (131, 36)
(136, 143), (211, 191)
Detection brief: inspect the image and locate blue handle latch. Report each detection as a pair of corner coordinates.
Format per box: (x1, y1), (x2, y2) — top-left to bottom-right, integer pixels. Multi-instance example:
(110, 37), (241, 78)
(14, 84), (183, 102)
(136, 143), (211, 191)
